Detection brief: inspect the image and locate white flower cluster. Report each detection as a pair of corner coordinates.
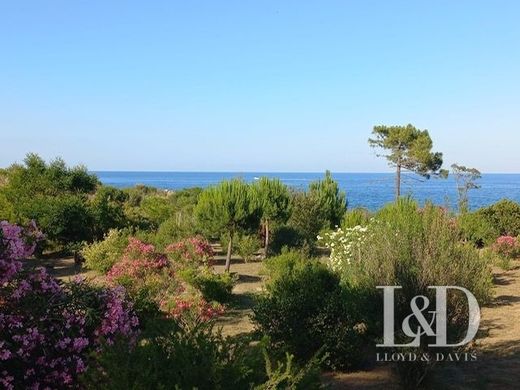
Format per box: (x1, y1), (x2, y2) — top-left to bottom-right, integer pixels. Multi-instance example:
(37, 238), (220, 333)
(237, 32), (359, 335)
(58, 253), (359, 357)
(318, 225), (370, 272)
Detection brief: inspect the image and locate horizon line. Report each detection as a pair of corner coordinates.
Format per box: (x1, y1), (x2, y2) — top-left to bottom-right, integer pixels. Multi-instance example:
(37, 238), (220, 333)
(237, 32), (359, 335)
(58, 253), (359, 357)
(90, 170), (520, 175)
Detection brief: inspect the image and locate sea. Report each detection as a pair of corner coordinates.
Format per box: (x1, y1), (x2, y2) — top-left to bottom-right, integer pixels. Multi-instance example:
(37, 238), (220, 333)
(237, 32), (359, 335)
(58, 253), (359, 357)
(94, 171), (520, 211)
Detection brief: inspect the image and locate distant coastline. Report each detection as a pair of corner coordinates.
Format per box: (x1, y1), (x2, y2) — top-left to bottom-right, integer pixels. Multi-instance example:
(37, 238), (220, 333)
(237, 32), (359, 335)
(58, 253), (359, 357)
(93, 171), (520, 211)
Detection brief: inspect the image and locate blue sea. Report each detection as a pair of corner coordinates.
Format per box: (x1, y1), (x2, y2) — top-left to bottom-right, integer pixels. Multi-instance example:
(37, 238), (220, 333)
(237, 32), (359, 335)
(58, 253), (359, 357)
(94, 171), (520, 211)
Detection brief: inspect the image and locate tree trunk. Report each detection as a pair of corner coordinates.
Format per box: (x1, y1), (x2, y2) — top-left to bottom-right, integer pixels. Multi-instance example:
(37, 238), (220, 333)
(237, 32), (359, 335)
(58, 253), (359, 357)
(225, 234), (233, 272)
(264, 219), (270, 258)
(396, 164), (402, 200)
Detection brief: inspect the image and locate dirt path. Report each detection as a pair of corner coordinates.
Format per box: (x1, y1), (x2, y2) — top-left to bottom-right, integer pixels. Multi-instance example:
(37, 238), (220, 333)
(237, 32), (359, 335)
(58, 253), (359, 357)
(435, 260), (520, 389)
(214, 261), (265, 336)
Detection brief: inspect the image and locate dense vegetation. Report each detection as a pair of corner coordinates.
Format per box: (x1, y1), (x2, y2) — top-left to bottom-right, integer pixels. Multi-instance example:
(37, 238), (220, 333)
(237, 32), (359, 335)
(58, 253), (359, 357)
(0, 154), (348, 260)
(320, 199), (493, 387)
(1, 152), (520, 388)
(253, 251), (371, 371)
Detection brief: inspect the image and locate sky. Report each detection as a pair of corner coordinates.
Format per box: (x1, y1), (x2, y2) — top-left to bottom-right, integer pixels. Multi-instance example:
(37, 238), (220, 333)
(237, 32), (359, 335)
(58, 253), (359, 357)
(1, 0), (519, 172)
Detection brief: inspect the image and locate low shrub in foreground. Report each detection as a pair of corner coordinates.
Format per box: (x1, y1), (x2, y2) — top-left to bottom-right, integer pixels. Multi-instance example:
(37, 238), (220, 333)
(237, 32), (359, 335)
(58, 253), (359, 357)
(253, 253), (370, 371)
(82, 319), (324, 390)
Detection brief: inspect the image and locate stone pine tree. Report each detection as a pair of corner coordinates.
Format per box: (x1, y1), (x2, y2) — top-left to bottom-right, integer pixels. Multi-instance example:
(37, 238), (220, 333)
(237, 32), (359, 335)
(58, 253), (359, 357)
(195, 179), (259, 272)
(252, 177), (291, 257)
(368, 124), (447, 200)
(309, 170), (347, 229)
(451, 163), (482, 213)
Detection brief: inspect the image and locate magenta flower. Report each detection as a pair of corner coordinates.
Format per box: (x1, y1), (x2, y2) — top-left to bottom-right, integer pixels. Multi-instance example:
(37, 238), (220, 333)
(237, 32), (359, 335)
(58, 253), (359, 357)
(1, 222), (139, 388)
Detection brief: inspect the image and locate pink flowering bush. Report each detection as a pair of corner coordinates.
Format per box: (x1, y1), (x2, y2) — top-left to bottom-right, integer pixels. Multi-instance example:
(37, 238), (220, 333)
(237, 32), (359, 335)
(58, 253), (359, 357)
(492, 235), (520, 259)
(165, 236), (235, 304)
(0, 220), (44, 284)
(165, 236), (214, 266)
(0, 222), (139, 389)
(107, 238), (169, 282)
(105, 237), (228, 323)
(106, 238), (184, 318)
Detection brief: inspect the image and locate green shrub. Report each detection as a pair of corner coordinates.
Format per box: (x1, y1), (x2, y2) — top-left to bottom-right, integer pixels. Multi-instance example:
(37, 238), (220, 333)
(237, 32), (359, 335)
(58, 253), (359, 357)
(139, 195), (175, 226)
(220, 233), (260, 261)
(0, 191), (15, 222)
(308, 170), (347, 229)
(122, 184), (160, 207)
(153, 215), (198, 250)
(287, 192), (327, 253)
(152, 217), (182, 249)
(89, 186), (129, 240)
(82, 320), (256, 389)
(458, 211), (499, 247)
(257, 350), (325, 390)
(131, 229), (156, 245)
(198, 272), (236, 303)
(235, 234), (261, 262)
(179, 268), (236, 303)
(122, 187), (201, 236)
(341, 208), (371, 229)
(81, 229), (129, 274)
(262, 250), (310, 284)
(121, 205), (155, 231)
(0, 153), (99, 246)
(253, 253), (370, 370)
(367, 199), (492, 302)
(482, 247), (513, 271)
(35, 194), (94, 245)
(478, 199), (520, 236)
(330, 199), (492, 387)
(82, 320), (322, 389)
(268, 225), (302, 255)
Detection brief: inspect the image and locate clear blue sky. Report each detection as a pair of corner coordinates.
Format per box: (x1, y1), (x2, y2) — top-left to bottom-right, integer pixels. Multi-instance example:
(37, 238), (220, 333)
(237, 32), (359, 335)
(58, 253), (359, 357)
(1, 1), (519, 172)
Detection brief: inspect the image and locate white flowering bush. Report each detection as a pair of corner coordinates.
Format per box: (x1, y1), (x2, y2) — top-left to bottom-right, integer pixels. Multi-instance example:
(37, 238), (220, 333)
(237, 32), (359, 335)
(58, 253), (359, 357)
(318, 224), (372, 272)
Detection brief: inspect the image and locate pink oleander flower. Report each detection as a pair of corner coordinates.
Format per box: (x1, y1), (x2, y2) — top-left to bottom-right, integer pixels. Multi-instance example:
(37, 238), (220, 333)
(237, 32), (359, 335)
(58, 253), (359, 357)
(165, 236), (214, 266)
(493, 235), (520, 259)
(106, 254), (169, 282)
(106, 238), (170, 283)
(125, 237), (156, 257)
